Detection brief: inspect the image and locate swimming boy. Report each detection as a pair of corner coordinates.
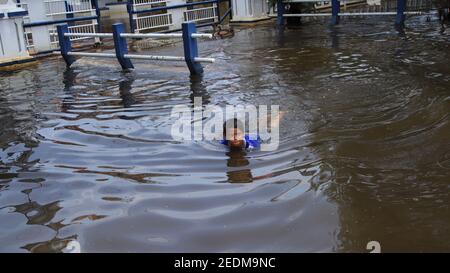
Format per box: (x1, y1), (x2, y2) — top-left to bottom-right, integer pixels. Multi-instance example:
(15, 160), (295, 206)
(221, 112), (284, 151)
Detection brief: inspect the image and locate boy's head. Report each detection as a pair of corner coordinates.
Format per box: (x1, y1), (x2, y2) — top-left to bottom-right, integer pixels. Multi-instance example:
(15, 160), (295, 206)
(223, 118), (245, 149)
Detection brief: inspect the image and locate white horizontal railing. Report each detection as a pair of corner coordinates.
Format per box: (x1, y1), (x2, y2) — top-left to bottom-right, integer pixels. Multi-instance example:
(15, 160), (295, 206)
(56, 21), (215, 74)
(45, 0), (95, 16)
(50, 22), (98, 47)
(135, 13), (173, 32)
(63, 52), (214, 63)
(280, 11), (423, 17)
(64, 32), (213, 39)
(184, 5), (217, 23)
(314, 0), (363, 7)
(124, 54), (215, 63)
(68, 52), (117, 58)
(62, 30), (215, 63)
(290, 0), (329, 3)
(120, 33), (213, 39)
(312, 0), (430, 10)
(64, 33), (113, 38)
(133, 0), (168, 8)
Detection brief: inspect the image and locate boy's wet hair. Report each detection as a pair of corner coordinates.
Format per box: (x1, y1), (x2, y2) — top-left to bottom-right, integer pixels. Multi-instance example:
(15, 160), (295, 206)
(223, 118), (244, 139)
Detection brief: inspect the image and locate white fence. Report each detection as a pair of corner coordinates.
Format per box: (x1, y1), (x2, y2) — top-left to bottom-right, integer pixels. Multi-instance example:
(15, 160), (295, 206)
(24, 21), (98, 52)
(134, 1), (219, 33)
(49, 22), (99, 49)
(44, 0), (94, 16)
(184, 5), (218, 23)
(135, 13), (174, 32)
(313, 0), (431, 10)
(133, 0), (169, 10)
(19, 0), (99, 54)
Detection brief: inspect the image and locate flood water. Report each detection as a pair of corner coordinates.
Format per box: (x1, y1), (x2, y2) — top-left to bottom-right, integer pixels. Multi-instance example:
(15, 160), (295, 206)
(1, 16), (449, 252)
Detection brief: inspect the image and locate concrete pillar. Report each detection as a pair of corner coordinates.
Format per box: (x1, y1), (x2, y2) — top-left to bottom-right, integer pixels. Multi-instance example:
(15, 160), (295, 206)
(169, 0), (187, 31)
(231, 0), (269, 23)
(0, 0), (34, 68)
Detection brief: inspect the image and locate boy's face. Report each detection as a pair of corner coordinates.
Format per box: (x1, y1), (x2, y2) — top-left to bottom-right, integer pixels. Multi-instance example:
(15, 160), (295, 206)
(226, 128), (245, 149)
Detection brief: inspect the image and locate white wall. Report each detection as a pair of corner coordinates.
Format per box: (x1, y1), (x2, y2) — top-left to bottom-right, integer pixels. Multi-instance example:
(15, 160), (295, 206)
(22, 0), (52, 53)
(0, 1), (30, 60)
(170, 0), (187, 31)
(231, 0), (269, 22)
(0, 18), (30, 59)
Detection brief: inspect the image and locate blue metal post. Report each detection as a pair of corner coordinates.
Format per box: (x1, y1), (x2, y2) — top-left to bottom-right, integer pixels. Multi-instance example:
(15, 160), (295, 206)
(112, 23), (134, 70)
(216, 0), (220, 24)
(57, 24), (76, 67)
(182, 22), (203, 75)
(92, 0), (102, 33)
(395, 0), (406, 26)
(331, 0), (340, 25)
(127, 0), (136, 33)
(277, 0), (285, 27)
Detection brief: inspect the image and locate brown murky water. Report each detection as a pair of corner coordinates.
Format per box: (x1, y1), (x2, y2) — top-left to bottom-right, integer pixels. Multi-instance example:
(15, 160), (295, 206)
(0, 15), (449, 252)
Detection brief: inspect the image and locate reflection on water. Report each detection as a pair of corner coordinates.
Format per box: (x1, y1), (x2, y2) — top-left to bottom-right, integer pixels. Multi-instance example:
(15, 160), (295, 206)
(227, 149), (252, 183)
(0, 15), (449, 252)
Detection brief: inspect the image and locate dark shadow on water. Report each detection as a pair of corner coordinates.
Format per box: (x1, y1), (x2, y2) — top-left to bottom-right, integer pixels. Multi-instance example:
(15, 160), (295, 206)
(395, 24), (406, 37)
(329, 26), (340, 50)
(189, 74), (210, 105)
(8, 187), (74, 253)
(226, 149), (252, 183)
(61, 68), (78, 113)
(63, 68), (78, 93)
(276, 27), (286, 48)
(119, 72), (136, 108)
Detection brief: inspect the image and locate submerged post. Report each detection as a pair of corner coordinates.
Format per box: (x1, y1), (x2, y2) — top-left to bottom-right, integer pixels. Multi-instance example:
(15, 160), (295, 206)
(92, 0), (102, 33)
(127, 0), (136, 33)
(331, 0), (340, 25)
(395, 0), (406, 26)
(182, 22), (203, 76)
(112, 23), (134, 70)
(277, 0), (285, 27)
(56, 24), (76, 67)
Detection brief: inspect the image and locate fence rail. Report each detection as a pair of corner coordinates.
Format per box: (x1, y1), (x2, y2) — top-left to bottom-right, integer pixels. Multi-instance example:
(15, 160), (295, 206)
(184, 5), (218, 23)
(133, 0), (168, 8)
(135, 13), (173, 32)
(44, 0), (95, 16)
(68, 52), (117, 58)
(280, 11), (423, 17)
(57, 22), (214, 75)
(50, 22), (98, 48)
(128, 0), (229, 33)
(276, 0), (427, 26)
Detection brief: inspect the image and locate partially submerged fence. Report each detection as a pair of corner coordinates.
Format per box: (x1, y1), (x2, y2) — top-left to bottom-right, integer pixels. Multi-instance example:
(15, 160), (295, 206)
(275, 0), (426, 26)
(127, 0), (232, 33)
(56, 22), (215, 75)
(18, 0), (232, 54)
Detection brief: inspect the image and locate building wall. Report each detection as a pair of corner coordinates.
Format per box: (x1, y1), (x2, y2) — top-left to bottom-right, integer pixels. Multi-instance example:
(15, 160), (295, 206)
(0, 6), (29, 60)
(231, 0), (269, 22)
